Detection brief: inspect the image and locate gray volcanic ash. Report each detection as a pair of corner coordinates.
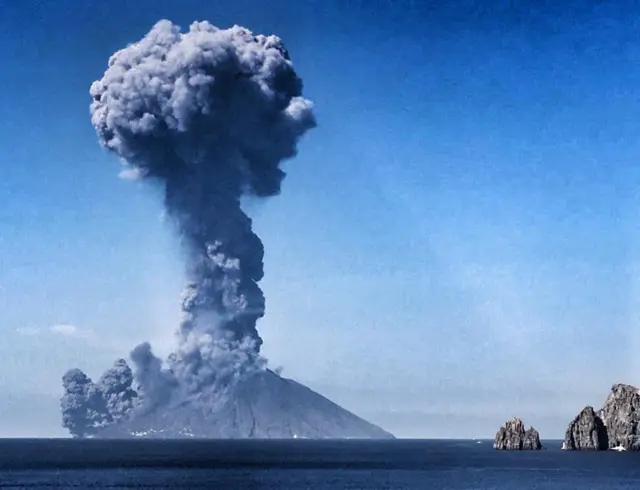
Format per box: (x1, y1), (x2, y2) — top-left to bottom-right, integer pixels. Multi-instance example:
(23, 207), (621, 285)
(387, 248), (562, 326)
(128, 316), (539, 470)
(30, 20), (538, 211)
(60, 19), (392, 440)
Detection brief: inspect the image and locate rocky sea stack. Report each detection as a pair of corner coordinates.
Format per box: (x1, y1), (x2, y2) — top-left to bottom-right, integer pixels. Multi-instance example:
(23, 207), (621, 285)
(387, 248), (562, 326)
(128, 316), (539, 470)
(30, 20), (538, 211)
(562, 406), (608, 450)
(494, 418), (542, 450)
(563, 383), (640, 451)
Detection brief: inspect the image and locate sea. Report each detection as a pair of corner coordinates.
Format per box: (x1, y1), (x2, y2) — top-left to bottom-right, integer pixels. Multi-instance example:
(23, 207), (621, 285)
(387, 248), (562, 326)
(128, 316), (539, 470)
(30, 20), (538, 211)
(0, 439), (639, 489)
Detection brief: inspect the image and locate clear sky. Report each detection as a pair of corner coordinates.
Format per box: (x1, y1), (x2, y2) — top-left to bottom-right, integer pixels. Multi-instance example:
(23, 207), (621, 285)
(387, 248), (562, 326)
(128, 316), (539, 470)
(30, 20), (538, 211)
(1, 0), (639, 438)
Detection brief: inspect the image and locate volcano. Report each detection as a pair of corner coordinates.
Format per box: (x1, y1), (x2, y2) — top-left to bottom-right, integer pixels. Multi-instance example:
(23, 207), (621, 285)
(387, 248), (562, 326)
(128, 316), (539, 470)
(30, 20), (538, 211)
(93, 369), (393, 439)
(61, 19), (391, 440)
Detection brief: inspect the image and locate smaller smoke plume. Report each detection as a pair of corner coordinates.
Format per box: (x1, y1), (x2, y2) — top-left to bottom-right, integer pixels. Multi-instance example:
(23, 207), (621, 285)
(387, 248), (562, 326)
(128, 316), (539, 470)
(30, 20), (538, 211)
(60, 369), (102, 438)
(96, 359), (138, 421)
(60, 360), (137, 437)
(129, 342), (176, 413)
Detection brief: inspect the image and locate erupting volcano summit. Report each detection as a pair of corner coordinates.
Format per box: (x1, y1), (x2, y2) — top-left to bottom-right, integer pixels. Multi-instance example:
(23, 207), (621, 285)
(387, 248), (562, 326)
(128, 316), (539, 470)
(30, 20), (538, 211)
(59, 19), (392, 440)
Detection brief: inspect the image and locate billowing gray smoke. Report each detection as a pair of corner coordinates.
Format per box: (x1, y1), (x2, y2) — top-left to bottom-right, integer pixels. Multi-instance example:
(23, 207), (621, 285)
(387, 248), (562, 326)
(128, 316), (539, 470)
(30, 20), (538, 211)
(61, 360), (137, 437)
(61, 19), (315, 436)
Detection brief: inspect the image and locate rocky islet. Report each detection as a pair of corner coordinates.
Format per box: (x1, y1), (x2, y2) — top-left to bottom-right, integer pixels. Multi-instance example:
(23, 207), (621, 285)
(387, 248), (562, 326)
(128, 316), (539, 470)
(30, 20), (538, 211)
(494, 418), (542, 450)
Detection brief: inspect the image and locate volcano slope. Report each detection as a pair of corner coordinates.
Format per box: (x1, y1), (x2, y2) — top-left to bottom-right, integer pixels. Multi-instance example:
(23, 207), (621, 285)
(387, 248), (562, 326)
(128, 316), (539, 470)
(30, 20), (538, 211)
(91, 369), (393, 439)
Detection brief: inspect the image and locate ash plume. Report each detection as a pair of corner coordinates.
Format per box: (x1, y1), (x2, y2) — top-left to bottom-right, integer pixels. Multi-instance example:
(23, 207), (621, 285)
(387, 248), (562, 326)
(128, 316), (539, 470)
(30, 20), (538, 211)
(96, 359), (138, 421)
(61, 369), (103, 437)
(61, 19), (314, 435)
(61, 360), (137, 437)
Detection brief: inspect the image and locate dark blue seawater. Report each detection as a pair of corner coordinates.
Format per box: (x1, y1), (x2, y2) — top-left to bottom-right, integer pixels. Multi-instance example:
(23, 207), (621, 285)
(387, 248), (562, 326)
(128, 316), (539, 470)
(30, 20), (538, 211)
(0, 439), (639, 489)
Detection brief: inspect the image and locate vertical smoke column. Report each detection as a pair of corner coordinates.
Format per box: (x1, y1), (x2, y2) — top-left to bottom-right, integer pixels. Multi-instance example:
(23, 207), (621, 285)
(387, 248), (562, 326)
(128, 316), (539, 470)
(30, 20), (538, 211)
(90, 20), (315, 392)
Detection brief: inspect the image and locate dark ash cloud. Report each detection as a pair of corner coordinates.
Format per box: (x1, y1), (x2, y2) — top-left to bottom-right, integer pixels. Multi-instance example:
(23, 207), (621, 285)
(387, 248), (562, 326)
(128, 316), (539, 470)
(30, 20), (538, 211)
(62, 19), (315, 435)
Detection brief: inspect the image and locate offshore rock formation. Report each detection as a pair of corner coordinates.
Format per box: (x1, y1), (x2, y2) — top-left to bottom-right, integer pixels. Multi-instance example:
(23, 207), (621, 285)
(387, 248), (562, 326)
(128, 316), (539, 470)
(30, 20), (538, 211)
(562, 406), (608, 450)
(494, 418), (542, 450)
(600, 384), (640, 450)
(563, 384), (640, 451)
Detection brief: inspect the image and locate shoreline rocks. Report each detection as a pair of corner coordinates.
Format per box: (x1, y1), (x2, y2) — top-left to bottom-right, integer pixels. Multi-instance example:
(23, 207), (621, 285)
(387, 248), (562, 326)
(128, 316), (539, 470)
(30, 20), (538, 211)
(494, 418), (542, 450)
(563, 383), (640, 451)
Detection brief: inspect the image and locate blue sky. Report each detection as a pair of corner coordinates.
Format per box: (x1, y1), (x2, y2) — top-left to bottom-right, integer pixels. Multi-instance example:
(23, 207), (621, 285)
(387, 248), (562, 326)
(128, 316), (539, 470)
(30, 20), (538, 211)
(1, 0), (640, 438)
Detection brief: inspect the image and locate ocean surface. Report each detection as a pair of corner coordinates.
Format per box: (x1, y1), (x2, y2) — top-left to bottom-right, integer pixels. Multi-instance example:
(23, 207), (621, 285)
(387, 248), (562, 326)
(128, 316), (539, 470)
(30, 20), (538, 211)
(0, 439), (639, 489)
